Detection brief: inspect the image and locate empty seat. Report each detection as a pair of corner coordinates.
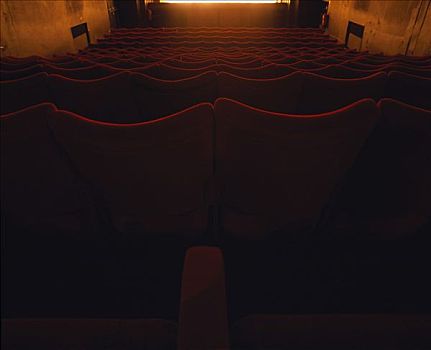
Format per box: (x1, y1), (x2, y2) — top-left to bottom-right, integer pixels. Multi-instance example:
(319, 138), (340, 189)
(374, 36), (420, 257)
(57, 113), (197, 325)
(289, 60), (327, 70)
(1, 319), (177, 350)
(329, 98), (431, 238)
(321, 99), (431, 315)
(47, 104), (215, 318)
(0, 60), (39, 71)
(311, 64), (374, 79)
(232, 314), (431, 350)
(0, 73), (50, 114)
(385, 71), (431, 110)
(217, 58), (264, 68)
(106, 59), (150, 69)
(48, 72), (139, 122)
(384, 65), (431, 78)
(139, 64), (217, 80)
(214, 98), (379, 238)
(218, 72), (304, 113)
(44, 64), (118, 80)
(164, 58), (218, 69)
(219, 63), (295, 79)
(48, 103), (214, 237)
(0, 64), (44, 81)
(1, 103), (106, 318)
(297, 71), (387, 114)
(131, 71), (218, 121)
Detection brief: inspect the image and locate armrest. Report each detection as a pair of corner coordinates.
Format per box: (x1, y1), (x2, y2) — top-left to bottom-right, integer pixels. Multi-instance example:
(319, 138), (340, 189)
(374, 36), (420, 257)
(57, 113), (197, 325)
(178, 246), (229, 350)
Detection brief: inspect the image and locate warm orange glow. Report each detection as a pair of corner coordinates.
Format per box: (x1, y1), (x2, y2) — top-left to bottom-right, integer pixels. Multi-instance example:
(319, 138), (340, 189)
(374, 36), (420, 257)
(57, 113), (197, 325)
(160, 1), (284, 3)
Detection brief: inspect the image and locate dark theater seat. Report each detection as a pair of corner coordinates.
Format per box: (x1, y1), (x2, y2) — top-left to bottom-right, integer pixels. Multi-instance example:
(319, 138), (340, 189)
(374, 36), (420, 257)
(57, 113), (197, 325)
(329, 98), (431, 239)
(48, 72), (139, 123)
(215, 97), (378, 239)
(316, 99), (431, 319)
(131, 71), (218, 121)
(297, 71), (387, 114)
(48, 103), (214, 238)
(2, 319), (177, 350)
(44, 64), (118, 80)
(0, 64), (45, 81)
(215, 98), (379, 323)
(1, 103), (107, 318)
(218, 71), (304, 113)
(386, 71), (431, 110)
(138, 63), (217, 80)
(232, 314), (431, 350)
(0, 72), (50, 115)
(2, 22), (431, 349)
(219, 63), (295, 79)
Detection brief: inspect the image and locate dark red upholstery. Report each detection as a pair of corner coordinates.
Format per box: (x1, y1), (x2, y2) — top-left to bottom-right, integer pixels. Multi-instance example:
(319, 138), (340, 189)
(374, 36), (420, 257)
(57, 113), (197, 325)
(1, 103), (106, 318)
(311, 64), (374, 78)
(0, 64), (44, 81)
(0, 103), (99, 239)
(44, 64), (118, 80)
(232, 314), (431, 350)
(386, 71), (431, 110)
(214, 98), (378, 238)
(140, 63), (216, 80)
(131, 71), (218, 121)
(2, 26), (430, 349)
(48, 72), (139, 122)
(218, 71), (304, 113)
(48, 103), (214, 237)
(1, 319), (177, 350)
(0, 73), (50, 114)
(329, 98), (431, 238)
(219, 63), (294, 79)
(297, 71), (387, 114)
(178, 247), (229, 350)
(164, 57), (218, 68)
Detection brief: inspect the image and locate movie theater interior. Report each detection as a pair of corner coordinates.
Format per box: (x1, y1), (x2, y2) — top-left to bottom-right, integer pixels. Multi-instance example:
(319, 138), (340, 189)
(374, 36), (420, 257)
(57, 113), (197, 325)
(1, 0), (430, 348)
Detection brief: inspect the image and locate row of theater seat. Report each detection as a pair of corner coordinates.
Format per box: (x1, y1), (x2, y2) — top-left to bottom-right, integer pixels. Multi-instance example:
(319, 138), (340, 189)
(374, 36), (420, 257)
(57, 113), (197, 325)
(7, 53), (430, 71)
(3, 45), (429, 66)
(2, 26), (430, 349)
(2, 56), (430, 81)
(3, 97), (430, 237)
(2, 97), (431, 348)
(1, 70), (430, 120)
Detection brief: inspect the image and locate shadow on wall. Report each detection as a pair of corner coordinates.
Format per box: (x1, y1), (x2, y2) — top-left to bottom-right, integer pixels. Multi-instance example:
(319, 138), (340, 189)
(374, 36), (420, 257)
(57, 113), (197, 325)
(327, 0), (431, 56)
(0, 0), (110, 58)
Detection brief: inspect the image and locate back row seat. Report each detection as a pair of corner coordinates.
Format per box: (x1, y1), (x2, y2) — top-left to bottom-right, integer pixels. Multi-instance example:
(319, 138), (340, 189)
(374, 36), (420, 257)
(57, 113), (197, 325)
(2, 98), (430, 348)
(1, 70), (430, 120)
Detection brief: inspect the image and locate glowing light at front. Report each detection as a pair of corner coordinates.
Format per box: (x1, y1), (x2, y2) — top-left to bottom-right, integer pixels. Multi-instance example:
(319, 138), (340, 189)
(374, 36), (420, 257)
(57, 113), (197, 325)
(160, 1), (284, 3)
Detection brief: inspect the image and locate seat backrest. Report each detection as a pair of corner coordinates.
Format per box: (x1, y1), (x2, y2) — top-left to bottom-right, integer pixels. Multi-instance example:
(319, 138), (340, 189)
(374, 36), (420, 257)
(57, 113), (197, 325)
(164, 58), (218, 69)
(0, 103), (97, 239)
(44, 64), (117, 80)
(48, 72), (139, 123)
(386, 71), (431, 110)
(311, 65), (373, 79)
(329, 98), (431, 238)
(0, 73), (50, 115)
(214, 98), (379, 239)
(131, 71), (218, 121)
(297, 71), (387, 114)
(1, 319), (177, 350)
(384, 66), (431, 78)
(219, 64), (294, 79)
(0, 60), (39, 71)
(233, 314), (431, 350)
(140, 64), (216, 80)
(0, 64), (45, 81)
(48, 104), (214, 237)
(218, 72), (304, 114)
